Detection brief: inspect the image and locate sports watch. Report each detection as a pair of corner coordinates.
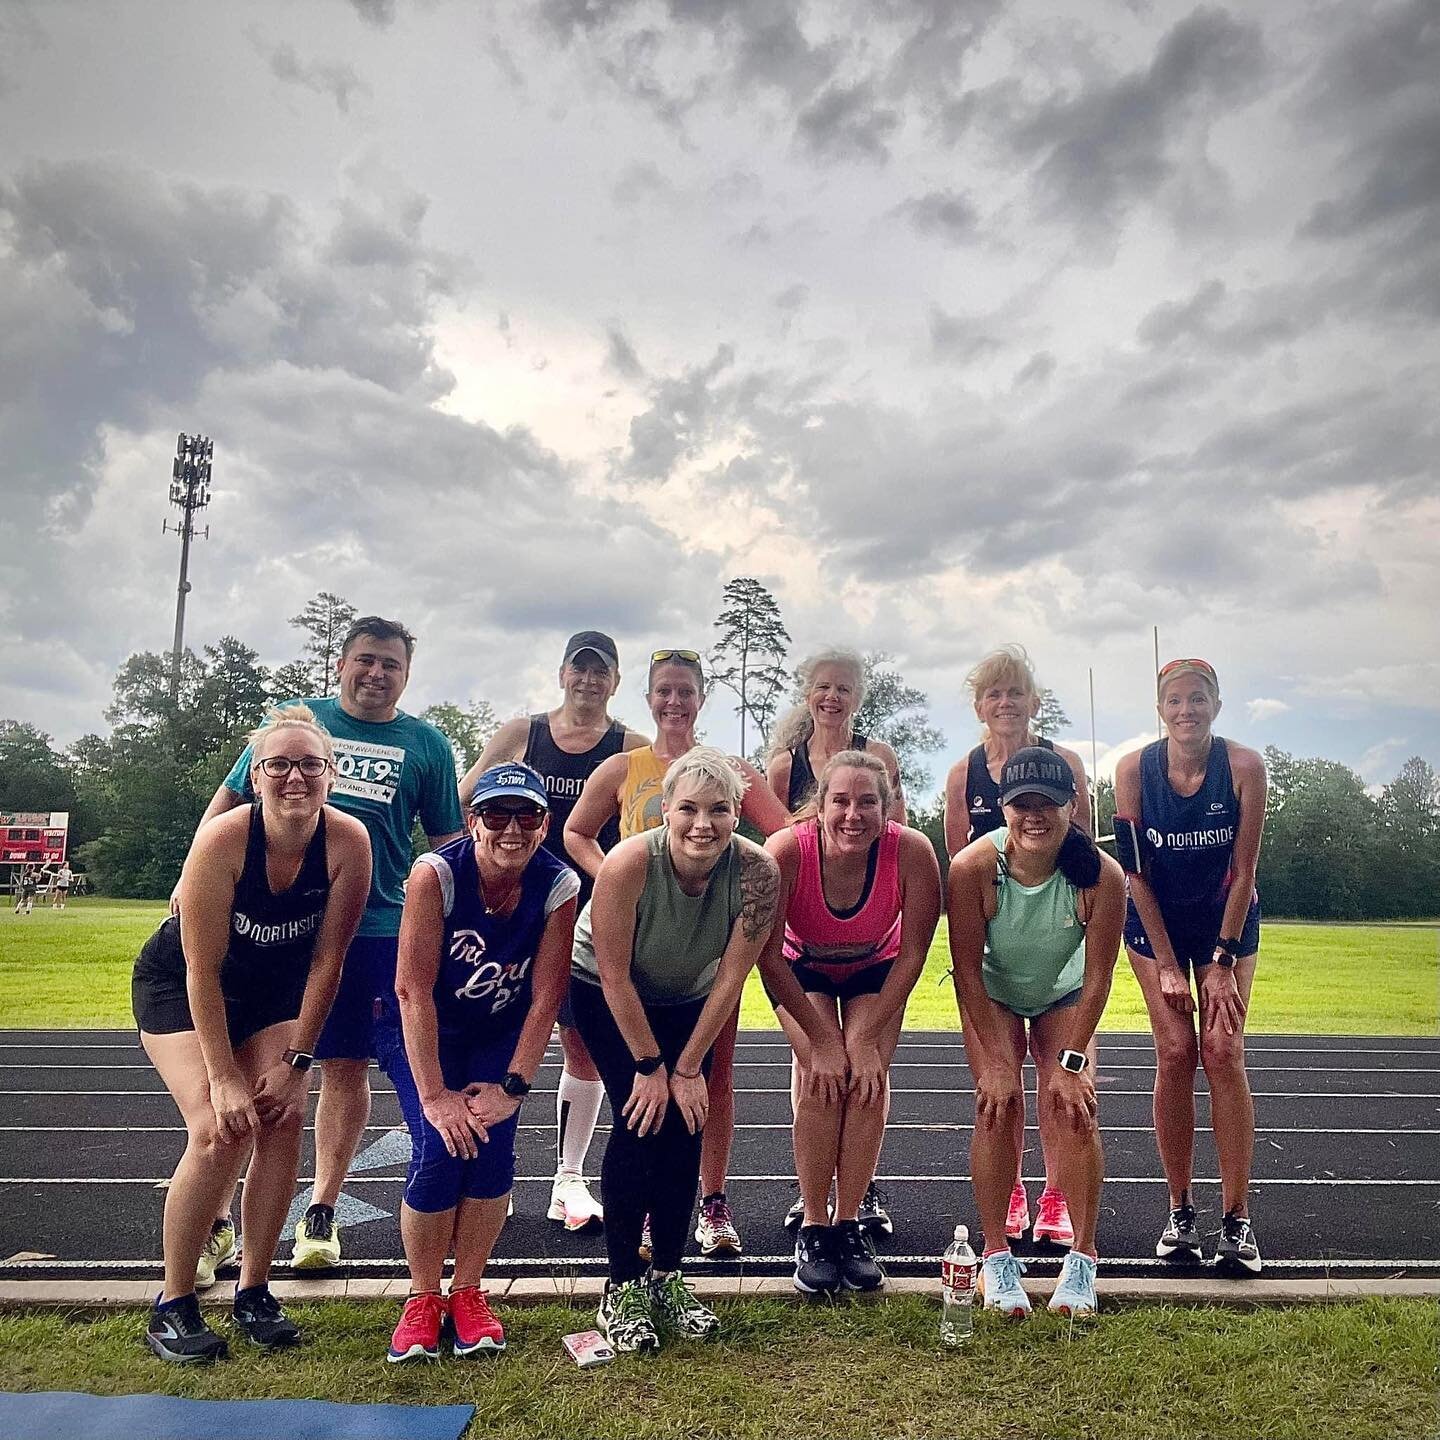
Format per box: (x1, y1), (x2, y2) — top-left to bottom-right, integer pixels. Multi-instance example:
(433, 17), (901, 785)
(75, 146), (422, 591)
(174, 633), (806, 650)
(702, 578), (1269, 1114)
(1058, 1049), (1089, 1074)
(282, 1049), (315, 1072)
(634, 1054), (665, 1076)
(1213, 936), (1241, 969)
(500, 1071), (532, 1099)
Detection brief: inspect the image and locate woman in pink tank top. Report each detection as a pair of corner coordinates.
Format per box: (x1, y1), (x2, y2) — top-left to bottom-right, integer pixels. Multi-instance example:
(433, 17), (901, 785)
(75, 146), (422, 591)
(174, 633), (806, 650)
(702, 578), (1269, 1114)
(759, 750), (942, 1294)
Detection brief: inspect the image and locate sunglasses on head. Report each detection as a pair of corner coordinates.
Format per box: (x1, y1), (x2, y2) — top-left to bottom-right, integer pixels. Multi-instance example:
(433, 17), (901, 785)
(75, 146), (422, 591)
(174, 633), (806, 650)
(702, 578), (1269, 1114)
(650, 649), (701, 665)
(473, 806), (546, 832)
(256, 756), (332, 779)
(1158, 658), (1217, 682)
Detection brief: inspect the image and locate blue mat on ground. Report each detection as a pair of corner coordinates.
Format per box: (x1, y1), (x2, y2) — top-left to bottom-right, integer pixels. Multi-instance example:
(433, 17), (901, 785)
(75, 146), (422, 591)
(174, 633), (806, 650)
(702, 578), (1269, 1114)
(0, 1391), (474, 1440)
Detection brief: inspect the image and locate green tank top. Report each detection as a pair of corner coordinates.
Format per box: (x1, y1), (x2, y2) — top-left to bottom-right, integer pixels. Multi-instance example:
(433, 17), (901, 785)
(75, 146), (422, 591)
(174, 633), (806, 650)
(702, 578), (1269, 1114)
(981, 827), (1086, 1018)
(571, 826), (743, 1005)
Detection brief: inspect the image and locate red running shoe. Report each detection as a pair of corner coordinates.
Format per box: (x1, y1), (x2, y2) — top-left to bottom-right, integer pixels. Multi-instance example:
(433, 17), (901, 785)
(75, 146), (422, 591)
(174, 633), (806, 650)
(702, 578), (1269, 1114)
(1033, 1188), (1075, 1248)
(449, 1285), (506, 1355)
(387, 1291), (446, 1363)
(1005, 1183), (1031, 1240)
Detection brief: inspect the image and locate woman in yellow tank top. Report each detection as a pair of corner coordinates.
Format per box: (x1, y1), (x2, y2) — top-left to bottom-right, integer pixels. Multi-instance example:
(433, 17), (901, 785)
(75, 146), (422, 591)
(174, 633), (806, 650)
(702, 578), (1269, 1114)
(565, 649), (791, 1257)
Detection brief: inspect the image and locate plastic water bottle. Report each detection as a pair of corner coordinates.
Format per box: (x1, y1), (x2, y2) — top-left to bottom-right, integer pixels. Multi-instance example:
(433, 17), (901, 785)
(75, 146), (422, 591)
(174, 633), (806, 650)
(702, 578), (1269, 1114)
(941, 1224), (978, 1345)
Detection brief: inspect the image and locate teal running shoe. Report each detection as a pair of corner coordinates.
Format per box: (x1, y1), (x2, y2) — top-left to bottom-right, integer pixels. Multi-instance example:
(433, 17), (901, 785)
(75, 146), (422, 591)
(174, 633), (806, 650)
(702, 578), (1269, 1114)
(1048, 1250), (1099, 1319)
(981, 1249), (1031, 1319)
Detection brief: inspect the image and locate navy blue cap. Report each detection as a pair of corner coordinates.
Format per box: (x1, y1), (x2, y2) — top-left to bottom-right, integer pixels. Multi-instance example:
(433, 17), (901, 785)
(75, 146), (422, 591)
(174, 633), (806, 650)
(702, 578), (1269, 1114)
(468, 762), (549, 811)
(999, 747), (1076, 807)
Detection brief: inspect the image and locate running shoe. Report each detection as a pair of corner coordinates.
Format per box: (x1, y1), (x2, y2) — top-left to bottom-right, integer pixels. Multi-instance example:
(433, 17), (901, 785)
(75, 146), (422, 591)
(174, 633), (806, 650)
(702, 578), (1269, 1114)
(1048, 1250), (1099, 1319)
(857, 1181), (894, 1238)
(597, 1277), (660, 1353)
(782, 1194), (807, 1232)
(650, 1270), (719, 1339)
(1032, 1188), (1075, 1248)
(548, 1172), (604, 1233)
(1214, 1211), (1263, 1277)
(291, 1203), (341, 1270)
(1004, 1183), (1031, 1240)
(449, 1286), (506, 1355)
(1156, 1203), (1203, 1262)
(793, 1224), (841, 1294)
(834, 1219), (884, 1292)
(195, 1218), (240, 1291)
(387, 1292), (446, 1363)
(145, 1293), (227, 1364)
(638, 1215), (653, 1263)
(980, 1250), (1031, 1319)
(233, 1284), (301, 1349)
(694, 1194), (742, 1255)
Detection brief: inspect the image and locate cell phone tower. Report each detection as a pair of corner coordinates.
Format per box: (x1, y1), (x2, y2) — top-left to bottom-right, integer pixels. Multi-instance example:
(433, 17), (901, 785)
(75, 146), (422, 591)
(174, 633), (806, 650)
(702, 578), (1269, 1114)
(164, 433), (214, 702)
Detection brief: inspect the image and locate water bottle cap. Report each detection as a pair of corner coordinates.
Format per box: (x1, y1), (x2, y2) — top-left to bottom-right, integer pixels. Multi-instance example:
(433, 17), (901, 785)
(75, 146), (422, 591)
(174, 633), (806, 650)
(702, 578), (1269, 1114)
(953, 1224), (968, 1242)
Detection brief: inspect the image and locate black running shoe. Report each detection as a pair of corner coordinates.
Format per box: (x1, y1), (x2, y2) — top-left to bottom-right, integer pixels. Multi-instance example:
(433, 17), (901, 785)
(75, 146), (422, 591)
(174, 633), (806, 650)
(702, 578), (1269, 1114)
(1214, 1211), (1262, 1276)
(1156, 1203), (1202, 1262)
(857, 1181), (893, 1238)
(233, 1284), (301, 1348)
(834, 1219), (884, 1292)
(793, 1224), (842, 1294)
(783, 1194), (807, 1233)
(145, 1293), (227, 1364)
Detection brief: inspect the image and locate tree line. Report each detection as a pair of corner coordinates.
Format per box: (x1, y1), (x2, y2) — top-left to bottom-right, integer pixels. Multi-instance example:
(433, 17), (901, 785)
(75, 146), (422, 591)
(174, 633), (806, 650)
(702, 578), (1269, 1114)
(1, 582), (1436, 919)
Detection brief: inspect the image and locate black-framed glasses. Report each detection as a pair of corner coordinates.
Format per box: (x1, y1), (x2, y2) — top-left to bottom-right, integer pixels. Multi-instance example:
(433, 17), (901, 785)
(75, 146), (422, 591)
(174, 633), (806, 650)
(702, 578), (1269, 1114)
(650, 649), (701, 664)
(474, 806), (546, 832)
(256, 756), (332, 780)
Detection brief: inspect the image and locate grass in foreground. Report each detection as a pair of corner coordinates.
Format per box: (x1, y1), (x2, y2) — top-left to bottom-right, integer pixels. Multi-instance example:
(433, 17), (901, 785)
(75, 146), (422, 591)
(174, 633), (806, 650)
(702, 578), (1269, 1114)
(1, 900), (1433, 1034)
(0, 1296), (1433, 1440)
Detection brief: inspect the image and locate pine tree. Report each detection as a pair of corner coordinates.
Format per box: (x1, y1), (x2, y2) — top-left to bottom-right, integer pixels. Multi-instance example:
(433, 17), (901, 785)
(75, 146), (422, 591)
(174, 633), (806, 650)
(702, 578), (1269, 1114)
(287, 592), (357, 697)
(709, 578), (791, 756)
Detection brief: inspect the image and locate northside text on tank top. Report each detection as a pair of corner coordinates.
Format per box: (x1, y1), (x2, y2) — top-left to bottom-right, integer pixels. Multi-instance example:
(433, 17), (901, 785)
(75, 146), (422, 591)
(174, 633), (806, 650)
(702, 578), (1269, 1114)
(1139, 738), (1242, 912)
(525, 714), (625, 902)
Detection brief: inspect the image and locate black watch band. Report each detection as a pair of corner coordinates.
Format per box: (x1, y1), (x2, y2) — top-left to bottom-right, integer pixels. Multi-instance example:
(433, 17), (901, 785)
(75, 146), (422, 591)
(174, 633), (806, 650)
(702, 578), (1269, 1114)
(500, 1071), (531, 1098)
(1217, 935), (1242, 957)
(282, 1048), (315, 1072)
(634, 1054), (665, 1077)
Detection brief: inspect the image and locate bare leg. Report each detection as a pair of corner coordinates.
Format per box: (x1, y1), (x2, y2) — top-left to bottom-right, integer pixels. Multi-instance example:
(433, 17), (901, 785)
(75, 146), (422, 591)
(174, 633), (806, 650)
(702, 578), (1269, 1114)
(699, 1003), (740, 1196)
(450, 1195), (511, 1289)
(1200, 954), (1258, 1215)
(961, 1010), (1027, 1254)
(312, 1057), (370, 1209)
(143, 1030), (250, 1301)
(778, 995), (842, 1225)
(400, 1203), (456, 1294)
(1031, 1010), (1103, 1252)
(1128, 950), (1200, 1206)
(833, 996), (904, 1222)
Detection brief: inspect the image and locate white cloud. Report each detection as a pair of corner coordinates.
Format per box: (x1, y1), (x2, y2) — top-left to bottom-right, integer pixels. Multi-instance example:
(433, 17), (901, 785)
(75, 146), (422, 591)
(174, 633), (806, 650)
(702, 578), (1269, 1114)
(1246, 698), (1290, 724)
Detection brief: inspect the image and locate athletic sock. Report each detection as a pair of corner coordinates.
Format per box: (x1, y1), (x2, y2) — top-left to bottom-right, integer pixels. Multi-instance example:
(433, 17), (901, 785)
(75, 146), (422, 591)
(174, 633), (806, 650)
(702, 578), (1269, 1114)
(556, 1071), (605, 1177)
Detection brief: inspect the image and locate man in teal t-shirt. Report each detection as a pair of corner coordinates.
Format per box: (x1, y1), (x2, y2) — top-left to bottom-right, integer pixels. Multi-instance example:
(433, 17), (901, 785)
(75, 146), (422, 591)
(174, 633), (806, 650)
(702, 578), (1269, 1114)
(191, 616), (464, 1270)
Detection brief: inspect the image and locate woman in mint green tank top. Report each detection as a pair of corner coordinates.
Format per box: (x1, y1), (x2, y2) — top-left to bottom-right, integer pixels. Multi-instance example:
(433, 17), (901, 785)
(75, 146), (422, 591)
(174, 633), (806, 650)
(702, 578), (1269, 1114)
(947, 747), (1124, 1321)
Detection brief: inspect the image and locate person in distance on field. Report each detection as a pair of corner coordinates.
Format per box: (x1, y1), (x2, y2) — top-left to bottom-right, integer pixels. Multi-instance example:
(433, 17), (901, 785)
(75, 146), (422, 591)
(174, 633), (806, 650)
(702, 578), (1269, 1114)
(133, 706), (370, 1361)
(1115, 658), (1266, 1276)
(948, 747), (1123, 1320)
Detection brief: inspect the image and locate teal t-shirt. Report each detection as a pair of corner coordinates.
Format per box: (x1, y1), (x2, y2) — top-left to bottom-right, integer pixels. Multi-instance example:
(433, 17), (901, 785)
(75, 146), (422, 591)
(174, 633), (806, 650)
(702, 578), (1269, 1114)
(223, 697), (464, 937)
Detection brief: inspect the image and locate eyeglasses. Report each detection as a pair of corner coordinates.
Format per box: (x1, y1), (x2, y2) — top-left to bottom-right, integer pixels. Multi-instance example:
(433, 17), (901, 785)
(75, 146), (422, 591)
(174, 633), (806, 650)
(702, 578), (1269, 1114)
(650, 649), (701, 665)
(255, 756), (332, 779)
(473, 807), (546, 832)
(1157, 658), (1217, 682)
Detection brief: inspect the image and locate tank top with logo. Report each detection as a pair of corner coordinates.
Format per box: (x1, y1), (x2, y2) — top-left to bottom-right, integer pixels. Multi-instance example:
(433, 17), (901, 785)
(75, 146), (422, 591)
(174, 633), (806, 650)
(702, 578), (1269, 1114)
(618, 746), (671, 838)
(1137, 738), (1243, 915)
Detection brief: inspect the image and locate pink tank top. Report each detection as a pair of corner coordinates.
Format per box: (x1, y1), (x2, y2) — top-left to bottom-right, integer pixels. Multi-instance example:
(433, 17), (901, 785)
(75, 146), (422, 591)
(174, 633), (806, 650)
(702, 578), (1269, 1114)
(782, 819), (903, 975)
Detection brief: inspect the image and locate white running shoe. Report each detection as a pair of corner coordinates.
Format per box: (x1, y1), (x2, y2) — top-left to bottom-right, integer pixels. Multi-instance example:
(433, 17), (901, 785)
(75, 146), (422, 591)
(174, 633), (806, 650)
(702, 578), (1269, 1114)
(548, 1172), (604, 1233)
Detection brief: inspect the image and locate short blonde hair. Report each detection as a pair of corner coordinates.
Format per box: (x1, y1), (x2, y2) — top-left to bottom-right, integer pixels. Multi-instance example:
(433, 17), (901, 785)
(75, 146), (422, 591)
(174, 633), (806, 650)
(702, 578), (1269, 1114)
(248, 704), (335, 765)
(662, 745), (746, 808)
(965, 644), (1038, 703)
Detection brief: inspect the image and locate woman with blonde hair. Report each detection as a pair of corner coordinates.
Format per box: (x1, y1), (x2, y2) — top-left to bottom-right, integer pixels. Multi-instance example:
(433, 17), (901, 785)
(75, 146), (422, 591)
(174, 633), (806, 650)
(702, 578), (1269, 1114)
(943, 644), (1091, 1251)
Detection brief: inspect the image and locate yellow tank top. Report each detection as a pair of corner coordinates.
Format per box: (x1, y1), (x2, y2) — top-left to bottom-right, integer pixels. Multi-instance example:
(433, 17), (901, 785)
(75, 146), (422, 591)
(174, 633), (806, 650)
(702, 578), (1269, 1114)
(619, 746), (670, 838)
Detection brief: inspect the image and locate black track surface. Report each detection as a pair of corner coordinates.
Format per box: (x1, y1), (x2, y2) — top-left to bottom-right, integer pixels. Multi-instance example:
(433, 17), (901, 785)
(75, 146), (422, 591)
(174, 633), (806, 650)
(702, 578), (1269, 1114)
(1, 1031), (1436, 1281)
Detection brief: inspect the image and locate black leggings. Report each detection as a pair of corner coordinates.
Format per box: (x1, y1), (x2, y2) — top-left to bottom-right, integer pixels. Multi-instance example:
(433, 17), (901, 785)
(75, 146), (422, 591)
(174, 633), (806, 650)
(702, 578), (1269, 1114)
(569, 979), (713, 1283)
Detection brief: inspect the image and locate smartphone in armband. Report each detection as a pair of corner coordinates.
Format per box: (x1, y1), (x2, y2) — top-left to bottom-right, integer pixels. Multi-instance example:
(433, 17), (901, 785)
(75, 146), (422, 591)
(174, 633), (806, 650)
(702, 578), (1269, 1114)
(1113, 815), (1144, 875)
(562, 1329), (615, 1368)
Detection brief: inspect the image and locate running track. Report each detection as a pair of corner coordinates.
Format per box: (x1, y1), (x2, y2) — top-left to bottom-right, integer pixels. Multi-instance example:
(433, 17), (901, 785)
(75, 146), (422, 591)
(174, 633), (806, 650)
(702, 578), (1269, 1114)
(1, 1030), (1436, 1282)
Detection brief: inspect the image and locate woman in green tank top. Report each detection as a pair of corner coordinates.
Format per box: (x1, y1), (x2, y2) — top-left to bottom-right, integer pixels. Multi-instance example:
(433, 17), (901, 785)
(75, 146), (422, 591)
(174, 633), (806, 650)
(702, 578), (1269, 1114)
(947, 747), (1124, 1321)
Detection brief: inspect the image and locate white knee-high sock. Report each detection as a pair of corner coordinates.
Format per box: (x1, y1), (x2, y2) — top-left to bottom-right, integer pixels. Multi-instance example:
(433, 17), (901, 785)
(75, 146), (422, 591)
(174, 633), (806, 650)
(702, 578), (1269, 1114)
(556, 1070), (605, 1178)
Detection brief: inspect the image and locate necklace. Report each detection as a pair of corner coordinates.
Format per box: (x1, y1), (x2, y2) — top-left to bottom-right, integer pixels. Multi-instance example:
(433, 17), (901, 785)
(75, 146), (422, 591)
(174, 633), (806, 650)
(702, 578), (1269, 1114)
(478, 870), (523, 916)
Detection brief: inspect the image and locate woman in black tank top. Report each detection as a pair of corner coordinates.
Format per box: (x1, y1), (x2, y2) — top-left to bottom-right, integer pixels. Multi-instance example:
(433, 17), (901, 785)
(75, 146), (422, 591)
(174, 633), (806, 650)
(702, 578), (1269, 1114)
(133, 707), (371, 1363)
(942, 645), (1093, 1251)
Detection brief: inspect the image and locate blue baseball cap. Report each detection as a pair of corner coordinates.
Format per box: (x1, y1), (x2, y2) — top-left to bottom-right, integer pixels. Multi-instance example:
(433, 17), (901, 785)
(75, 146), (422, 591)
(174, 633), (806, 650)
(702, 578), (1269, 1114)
(468, 762), (550, 811)
(999, 746), (1076, 807)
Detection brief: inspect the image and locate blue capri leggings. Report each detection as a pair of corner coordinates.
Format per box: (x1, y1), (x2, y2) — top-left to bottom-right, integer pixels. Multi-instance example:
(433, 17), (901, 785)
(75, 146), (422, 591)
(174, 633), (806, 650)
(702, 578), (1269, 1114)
(376, 1019), (523, 1213)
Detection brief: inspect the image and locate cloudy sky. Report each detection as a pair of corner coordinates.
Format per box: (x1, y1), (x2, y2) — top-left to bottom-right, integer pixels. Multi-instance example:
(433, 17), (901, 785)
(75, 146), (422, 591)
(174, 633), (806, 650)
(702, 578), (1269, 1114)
(1, 0), (1435, 795)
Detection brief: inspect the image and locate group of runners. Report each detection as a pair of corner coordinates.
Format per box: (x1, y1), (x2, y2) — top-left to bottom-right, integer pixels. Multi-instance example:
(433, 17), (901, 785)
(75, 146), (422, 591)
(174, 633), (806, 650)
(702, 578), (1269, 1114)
(8, 862), (73, 913)
(130, 617), (1265, 1364)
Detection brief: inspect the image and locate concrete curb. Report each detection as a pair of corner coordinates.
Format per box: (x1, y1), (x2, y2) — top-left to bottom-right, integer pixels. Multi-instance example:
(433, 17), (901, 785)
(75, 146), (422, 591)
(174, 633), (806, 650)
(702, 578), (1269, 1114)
(1, 1276), (1435, 1309)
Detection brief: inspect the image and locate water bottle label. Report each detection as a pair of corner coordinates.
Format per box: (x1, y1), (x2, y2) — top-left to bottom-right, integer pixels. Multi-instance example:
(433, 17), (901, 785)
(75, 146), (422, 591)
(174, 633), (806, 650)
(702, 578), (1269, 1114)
(942, 1259), (974, 1294)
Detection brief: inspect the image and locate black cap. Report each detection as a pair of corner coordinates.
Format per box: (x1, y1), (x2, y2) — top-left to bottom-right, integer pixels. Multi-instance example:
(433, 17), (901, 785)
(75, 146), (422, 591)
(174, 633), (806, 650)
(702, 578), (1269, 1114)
(999, 747), (1076, 807)
(562, 631), (619, 670)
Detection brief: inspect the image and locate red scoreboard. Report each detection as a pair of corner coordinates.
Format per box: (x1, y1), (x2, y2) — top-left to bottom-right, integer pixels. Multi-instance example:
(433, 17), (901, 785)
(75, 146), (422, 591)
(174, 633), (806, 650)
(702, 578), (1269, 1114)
(0, 812), (69, 864)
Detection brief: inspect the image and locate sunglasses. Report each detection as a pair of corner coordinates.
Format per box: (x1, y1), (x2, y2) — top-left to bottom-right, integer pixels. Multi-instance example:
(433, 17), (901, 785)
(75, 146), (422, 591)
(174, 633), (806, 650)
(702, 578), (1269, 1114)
(650, 649), (702, 665)
(473, 806), (546, 832)
(255, 756), (332, 779)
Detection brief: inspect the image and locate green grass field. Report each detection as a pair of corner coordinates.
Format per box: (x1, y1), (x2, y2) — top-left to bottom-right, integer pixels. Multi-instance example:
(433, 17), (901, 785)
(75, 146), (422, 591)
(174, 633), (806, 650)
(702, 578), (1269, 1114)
(0, 1296), (1433, 1440)
(0, 899), (1434, 1033)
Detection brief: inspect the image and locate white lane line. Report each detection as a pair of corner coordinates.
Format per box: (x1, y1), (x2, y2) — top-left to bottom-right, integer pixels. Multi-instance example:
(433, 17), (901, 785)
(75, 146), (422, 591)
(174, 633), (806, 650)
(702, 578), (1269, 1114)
(2, 1123), (1435, 1136)
(1, 1175), (1436, 1187)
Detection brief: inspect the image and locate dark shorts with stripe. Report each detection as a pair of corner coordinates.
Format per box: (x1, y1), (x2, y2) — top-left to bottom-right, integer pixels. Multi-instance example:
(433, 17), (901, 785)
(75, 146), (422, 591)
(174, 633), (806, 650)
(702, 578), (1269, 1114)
(1125, 896), (1261, 974)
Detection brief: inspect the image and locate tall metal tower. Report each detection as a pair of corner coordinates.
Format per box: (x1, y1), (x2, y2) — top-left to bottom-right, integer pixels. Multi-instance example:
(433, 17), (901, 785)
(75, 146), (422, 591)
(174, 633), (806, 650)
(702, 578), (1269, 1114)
(164, 433), (214, 702)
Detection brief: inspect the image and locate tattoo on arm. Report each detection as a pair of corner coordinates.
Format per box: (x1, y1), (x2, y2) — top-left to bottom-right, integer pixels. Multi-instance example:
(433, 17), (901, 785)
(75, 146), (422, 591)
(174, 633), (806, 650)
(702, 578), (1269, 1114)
(738, 848), (780, 943)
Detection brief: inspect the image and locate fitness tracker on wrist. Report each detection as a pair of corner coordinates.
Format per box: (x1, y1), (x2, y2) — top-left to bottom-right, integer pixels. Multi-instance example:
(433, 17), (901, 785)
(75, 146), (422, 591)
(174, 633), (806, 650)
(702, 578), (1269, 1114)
(282, 1049), (315, 1072)
(635, 1054), (665, 1076)
(1058, 1049), (1089, 1074)
(500, 1071), (531, 1099)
